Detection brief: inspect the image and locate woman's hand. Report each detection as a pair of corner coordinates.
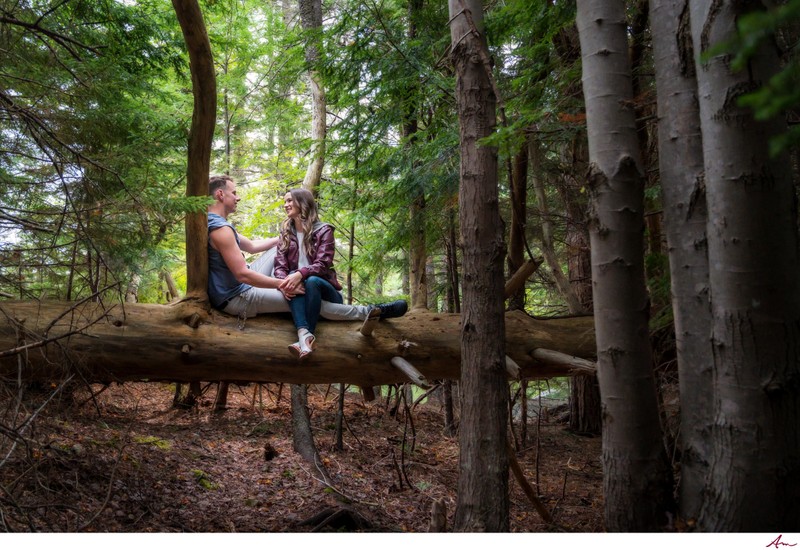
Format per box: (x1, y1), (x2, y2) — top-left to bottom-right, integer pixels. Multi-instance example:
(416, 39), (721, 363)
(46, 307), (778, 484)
(279, 272), (304, 294)
(280, 282), (304, 300)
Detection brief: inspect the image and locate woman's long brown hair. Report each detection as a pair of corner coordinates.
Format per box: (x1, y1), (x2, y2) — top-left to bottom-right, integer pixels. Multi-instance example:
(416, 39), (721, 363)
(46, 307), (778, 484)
(279, 188), (320, 258)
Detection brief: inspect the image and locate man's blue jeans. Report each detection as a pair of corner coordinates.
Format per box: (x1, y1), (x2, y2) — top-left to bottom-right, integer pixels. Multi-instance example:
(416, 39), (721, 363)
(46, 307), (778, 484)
(288, 275), (343, 333)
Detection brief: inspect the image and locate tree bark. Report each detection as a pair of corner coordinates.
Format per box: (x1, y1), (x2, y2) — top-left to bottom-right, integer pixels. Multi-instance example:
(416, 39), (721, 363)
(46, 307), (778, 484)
(0, 300), (595, 386)
(690, 0), (800, 531)
(299, 0), (325, 192)
(576, 0), (674, 531)
(291, 384), (324, 467)
(171, 0), (216, 300)
(448, 0), (509, 532)
(650, 0), (712, 524)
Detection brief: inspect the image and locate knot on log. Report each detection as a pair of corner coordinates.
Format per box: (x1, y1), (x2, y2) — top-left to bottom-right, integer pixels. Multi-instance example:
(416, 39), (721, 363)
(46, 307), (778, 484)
(184, 313), (201, 329)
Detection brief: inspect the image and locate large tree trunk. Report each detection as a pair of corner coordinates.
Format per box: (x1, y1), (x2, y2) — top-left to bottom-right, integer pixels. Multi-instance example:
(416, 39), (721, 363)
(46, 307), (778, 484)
(171, 0), (216, 300)
(690, 0), (800, 532)
(0, 300), (595, 386)
(448, 0), (509, 532)
(650, 0), (712, 524)
(576, 0), (674, 531)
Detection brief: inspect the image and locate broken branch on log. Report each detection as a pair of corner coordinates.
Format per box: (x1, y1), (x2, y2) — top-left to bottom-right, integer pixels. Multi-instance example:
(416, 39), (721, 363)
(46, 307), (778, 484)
(530, 348), (597, 376)
(390, 356), (430, 388)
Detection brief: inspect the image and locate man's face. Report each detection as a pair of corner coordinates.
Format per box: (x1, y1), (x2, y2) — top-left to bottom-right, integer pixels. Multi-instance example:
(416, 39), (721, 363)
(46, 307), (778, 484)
(217, 180), (241, 215)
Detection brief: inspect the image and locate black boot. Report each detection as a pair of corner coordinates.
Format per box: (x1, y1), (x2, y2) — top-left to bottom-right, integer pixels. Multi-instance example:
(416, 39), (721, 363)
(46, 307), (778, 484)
(371, 299), (408, 320)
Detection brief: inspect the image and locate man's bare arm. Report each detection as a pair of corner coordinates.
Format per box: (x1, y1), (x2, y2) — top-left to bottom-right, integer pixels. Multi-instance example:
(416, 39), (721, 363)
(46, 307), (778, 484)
(239, 235), (279, 254)
(210, 228), (281, 289)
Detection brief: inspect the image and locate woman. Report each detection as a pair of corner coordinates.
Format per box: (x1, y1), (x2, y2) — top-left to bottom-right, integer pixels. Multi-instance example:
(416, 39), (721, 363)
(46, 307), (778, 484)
(274, 188), (407, 359)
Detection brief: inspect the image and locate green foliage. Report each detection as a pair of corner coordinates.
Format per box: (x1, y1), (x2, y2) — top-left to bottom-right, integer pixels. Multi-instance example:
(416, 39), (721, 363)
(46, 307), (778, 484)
(317, 0), (457, 301)
(517, 378), (571, 401)
(0, 0), (192, 301)
(0, 0), (597, 322)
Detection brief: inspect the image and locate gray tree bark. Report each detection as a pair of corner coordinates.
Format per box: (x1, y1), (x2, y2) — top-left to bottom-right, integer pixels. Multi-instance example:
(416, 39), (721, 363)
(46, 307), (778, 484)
(448, 0), (509, 532)
(690, 0), (800, 531)
(299, 0), (325, 192)
(650, 0), (712, 524)
(576, 0), (674, 530)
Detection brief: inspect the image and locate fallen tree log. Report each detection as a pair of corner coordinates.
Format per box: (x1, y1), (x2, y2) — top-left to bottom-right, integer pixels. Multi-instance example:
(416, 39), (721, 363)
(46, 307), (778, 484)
(0, 300), (596, 386)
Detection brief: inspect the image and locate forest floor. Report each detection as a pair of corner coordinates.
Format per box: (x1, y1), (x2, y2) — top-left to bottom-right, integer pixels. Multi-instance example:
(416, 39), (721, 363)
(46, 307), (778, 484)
(0, 381), (604, 533)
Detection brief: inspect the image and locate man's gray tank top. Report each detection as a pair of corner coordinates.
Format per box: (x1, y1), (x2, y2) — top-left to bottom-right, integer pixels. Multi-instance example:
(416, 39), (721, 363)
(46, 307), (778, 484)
(207, 213), (250, 308)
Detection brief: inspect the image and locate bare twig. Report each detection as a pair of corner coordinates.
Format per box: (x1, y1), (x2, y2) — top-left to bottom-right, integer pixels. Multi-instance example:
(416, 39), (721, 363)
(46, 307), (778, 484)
(0, 297), (119, 359)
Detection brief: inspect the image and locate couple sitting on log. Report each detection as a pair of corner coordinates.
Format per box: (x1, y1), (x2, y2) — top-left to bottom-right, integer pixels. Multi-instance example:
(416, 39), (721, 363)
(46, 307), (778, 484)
(207, 175), (407, 359)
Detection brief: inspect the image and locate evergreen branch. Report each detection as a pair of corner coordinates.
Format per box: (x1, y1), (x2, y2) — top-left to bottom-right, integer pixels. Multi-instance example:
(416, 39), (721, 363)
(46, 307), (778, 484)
(0, 14), (102, 60)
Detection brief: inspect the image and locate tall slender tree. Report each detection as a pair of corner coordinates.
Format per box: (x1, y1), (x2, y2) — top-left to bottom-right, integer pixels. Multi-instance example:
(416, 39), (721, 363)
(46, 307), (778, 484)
(506, 141), (528, 312)
(172, 0), (217, 300)
(406, 0), (428, 312)
(650, 0), (712, 524)
(576, 0), (674, 530)
(690, 0), (800, 531)
(299, 0), (325, 192)
(448, 0), (508, 532)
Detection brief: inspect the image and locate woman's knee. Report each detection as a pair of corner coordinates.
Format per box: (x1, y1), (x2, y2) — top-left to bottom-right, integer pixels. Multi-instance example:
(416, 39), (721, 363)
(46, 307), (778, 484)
(304, 276), (325, 293)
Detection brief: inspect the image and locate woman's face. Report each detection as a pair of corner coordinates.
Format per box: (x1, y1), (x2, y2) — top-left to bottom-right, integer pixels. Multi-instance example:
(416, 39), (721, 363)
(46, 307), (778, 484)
(284, 192), (301, 219)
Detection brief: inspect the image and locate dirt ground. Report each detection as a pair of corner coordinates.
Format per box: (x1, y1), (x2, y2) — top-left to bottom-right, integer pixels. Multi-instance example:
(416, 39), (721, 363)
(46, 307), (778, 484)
(0, 381), (604, 533)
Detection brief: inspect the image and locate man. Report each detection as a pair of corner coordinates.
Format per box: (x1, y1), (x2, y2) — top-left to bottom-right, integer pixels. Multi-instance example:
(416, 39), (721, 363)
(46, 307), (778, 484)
(207, 175), (406, 325)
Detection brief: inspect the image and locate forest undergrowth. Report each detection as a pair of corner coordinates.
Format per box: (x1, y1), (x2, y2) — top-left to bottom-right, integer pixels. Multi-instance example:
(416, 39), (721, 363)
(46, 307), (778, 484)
(0, 381), (604, 533)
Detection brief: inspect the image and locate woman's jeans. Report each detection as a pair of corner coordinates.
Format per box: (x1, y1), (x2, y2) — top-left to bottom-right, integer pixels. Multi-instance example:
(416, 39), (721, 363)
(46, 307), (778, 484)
(288, 275), (343, 334)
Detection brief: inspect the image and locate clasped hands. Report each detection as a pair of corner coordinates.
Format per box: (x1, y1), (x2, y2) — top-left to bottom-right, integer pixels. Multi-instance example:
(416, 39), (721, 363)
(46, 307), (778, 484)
(278, 271), (304, 300)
